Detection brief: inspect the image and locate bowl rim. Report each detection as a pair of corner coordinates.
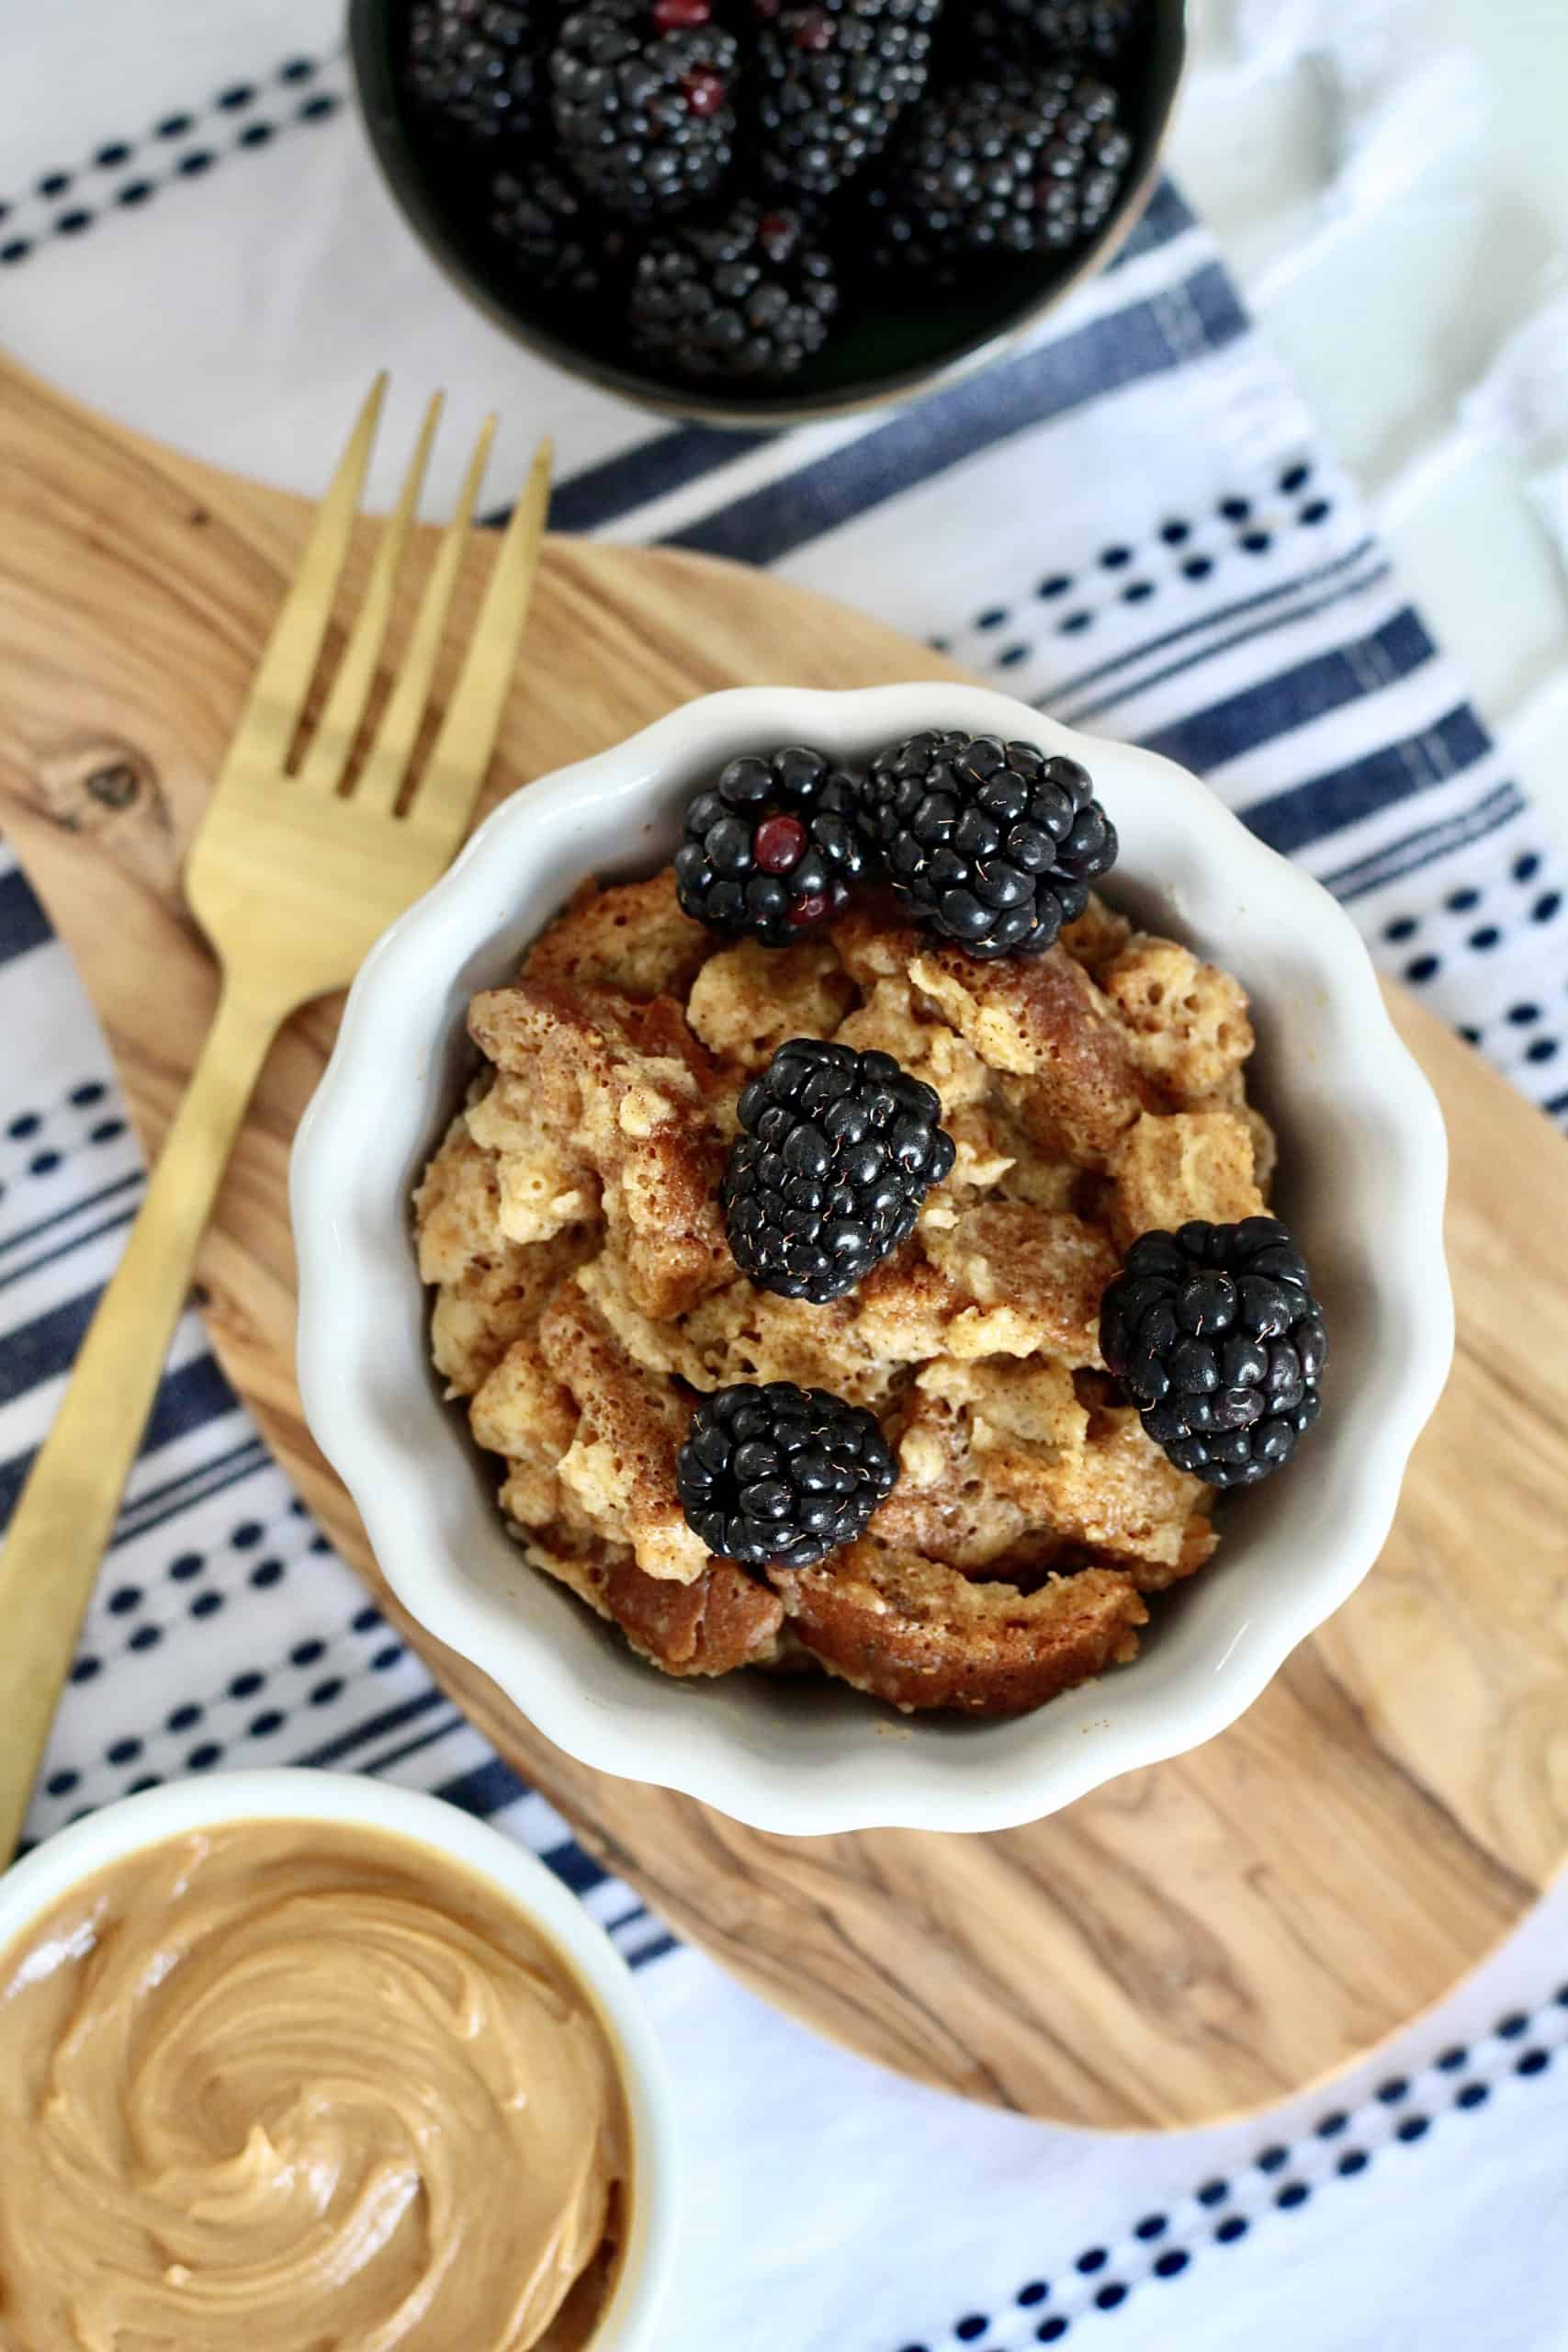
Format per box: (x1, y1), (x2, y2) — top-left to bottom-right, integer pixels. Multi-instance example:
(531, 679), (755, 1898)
(345, 0), (1189, 429)
(0, 1770), (680, 2352)
(292, 681), (1454, 1837)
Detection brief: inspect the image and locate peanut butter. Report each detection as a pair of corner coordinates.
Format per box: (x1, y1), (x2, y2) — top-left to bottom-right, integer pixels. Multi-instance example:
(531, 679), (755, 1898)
(0, 1820), (629, 2352)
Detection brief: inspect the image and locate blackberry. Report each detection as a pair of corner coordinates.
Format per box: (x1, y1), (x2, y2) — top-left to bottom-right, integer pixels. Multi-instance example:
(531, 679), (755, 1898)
(1100, 1218), (1327, 1489)
(973, 0), (1141, 66)
(872, 72), (1133, 273)
(630, 201), (838, 382)
(674, 746), (866, 945)
(488, 162), (630, 299)
(550, 0), (739, 220)
(755, 0), (944, 199)
(857, 730), (1117, 958)
(677, 1381), (897, 1571)
(722, 1038), (955, 1302)
(403, 0), (543, 140)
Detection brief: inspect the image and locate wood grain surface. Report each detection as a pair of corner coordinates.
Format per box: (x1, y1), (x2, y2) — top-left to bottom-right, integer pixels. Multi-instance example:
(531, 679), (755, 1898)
(4, 354), (1566, 2131)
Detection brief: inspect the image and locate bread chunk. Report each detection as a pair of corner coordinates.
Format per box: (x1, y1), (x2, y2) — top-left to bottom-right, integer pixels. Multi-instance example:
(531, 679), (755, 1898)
(522, 870), (713, 1001)
(1108, 1108), (1264, 1250)
(1100, 934), (1254, 1102)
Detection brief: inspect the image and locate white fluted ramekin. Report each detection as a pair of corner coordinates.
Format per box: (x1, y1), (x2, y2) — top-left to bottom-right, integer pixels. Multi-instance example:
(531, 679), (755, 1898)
(292, 684), (1452, 1838)
(0, 1771), (678, 2350)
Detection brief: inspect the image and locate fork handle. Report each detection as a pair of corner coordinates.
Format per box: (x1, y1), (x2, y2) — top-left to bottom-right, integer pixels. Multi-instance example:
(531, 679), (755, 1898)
(0, 981), (285, 1858)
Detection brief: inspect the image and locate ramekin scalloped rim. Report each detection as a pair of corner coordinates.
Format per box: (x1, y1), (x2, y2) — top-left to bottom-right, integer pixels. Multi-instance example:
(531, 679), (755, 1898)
(0, 1770), (679, 2352)
(291, 684), (1453, 1838)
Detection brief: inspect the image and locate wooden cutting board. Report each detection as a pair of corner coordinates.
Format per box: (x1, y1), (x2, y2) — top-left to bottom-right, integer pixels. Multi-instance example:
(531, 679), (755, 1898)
(4, 355), (1567, 2132)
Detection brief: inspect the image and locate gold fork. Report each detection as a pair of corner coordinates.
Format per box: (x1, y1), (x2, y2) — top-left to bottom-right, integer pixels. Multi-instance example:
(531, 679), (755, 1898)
(0, 379), (552, 1857)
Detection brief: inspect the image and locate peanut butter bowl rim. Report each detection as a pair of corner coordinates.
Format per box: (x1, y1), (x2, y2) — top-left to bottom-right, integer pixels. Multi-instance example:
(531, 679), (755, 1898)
(0, 1768), (681, 2352)
(291, 681), (1453, 1838)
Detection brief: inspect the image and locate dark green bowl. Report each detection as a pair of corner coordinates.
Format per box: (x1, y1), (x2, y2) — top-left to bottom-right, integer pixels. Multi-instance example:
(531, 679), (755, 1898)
(348, 1), (1187, 428)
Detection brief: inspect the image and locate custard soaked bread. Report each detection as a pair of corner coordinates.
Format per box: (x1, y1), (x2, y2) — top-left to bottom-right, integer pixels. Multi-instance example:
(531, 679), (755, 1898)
(416, 863), (1272, 1716)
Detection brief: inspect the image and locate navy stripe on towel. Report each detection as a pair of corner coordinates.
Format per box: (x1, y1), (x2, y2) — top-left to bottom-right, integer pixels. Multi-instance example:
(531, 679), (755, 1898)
(1065, 564), (1396, 729)
(1, 1352), (246, 1531)
(1325, 779), (1527, 902)
(1109, 175), (1196, 266)
(122, 1351), (239, 1469)
(547, 1841), (611, 1897)
(664, 262), (1249, 568)
(1, 1288), (104, 1407)
(1142, 608), (1436, 775)
(112, 1434), (271, 1549)
(0, 1203), (141, 1298)
(0, 1171), (143, 1265)
(297, 1687), (451, 1770)
(1247, 704), (1493, 859)
(1053, 536), (1380, 709)
(533, 180), (1200, 542)
(434, 1754), (530, 1821)
(0, 867), (52, 967)
(549, 425), (774, 536)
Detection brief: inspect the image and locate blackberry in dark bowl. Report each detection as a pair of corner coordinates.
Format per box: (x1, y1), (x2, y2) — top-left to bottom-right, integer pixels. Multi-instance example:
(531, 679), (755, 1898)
(549, 0), (739, 220)
(755, 0), (943, 198)
(487, 159), (631, 299)
(630, 203), (838, 384)
(403, 0), (546, 141)
(870, 72), (1134, 278)
(352, 0), (1182, 422)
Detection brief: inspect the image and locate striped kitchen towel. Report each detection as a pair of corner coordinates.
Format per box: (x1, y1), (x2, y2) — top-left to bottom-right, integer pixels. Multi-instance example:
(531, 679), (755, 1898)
(3, 11), (1567, 2351)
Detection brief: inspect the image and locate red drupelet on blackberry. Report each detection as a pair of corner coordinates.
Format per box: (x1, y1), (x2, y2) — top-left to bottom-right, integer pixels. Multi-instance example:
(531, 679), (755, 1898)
(677, 1381), (898, 1572)
(404, 0), (545, 140)
(549, 0), (739, 220)
(722, 1038), (955, 1302)
(755, 0), (944, 198)
(674, 746), (867, 944)
(871, 71), (1133, 276)
(1100, 1218), (1327, 1488)
(856, 730), (1118, 958)
(629, 202), (838, 383)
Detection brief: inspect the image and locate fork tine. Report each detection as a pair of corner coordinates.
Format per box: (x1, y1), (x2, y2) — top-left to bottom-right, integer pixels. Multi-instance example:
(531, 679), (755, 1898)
(353, 414), (497, 818)
(405, 437), (554, 847)
(297, 390), (444, 794)
(228, 374), (387, 773)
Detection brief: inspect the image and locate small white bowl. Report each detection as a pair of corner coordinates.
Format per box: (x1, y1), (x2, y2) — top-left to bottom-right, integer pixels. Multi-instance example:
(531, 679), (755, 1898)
(0, 1771), (679, 2352)
(292, 684), (1452, 1838)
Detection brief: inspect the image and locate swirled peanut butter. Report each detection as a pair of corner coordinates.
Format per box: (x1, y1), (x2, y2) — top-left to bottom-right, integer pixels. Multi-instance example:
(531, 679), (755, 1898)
(0, 1820), (629, 2352)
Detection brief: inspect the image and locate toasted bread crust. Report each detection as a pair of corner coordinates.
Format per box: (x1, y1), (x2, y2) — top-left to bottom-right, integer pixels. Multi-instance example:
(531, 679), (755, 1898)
(774, 1539), (1149, 1715)
(416, 870), (1266, 1715)
(521, 870), (714, 1001)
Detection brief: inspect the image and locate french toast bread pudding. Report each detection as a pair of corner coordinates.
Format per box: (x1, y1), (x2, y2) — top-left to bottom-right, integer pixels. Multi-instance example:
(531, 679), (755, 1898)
(415, 858), (1277, 1717)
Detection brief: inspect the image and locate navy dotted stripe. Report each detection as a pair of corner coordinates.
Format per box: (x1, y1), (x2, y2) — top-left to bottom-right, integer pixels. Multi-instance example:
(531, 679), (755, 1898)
(1380, 847), (1566, 1076)
(0, 54), (342, 268)
(908, 1989), (1568, 2348)
(46, 1605), (426, 1821)
(946, 468), (1333, 667)
(0, 1080), (134, 1221)
(51, 1509), (374, 1747)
